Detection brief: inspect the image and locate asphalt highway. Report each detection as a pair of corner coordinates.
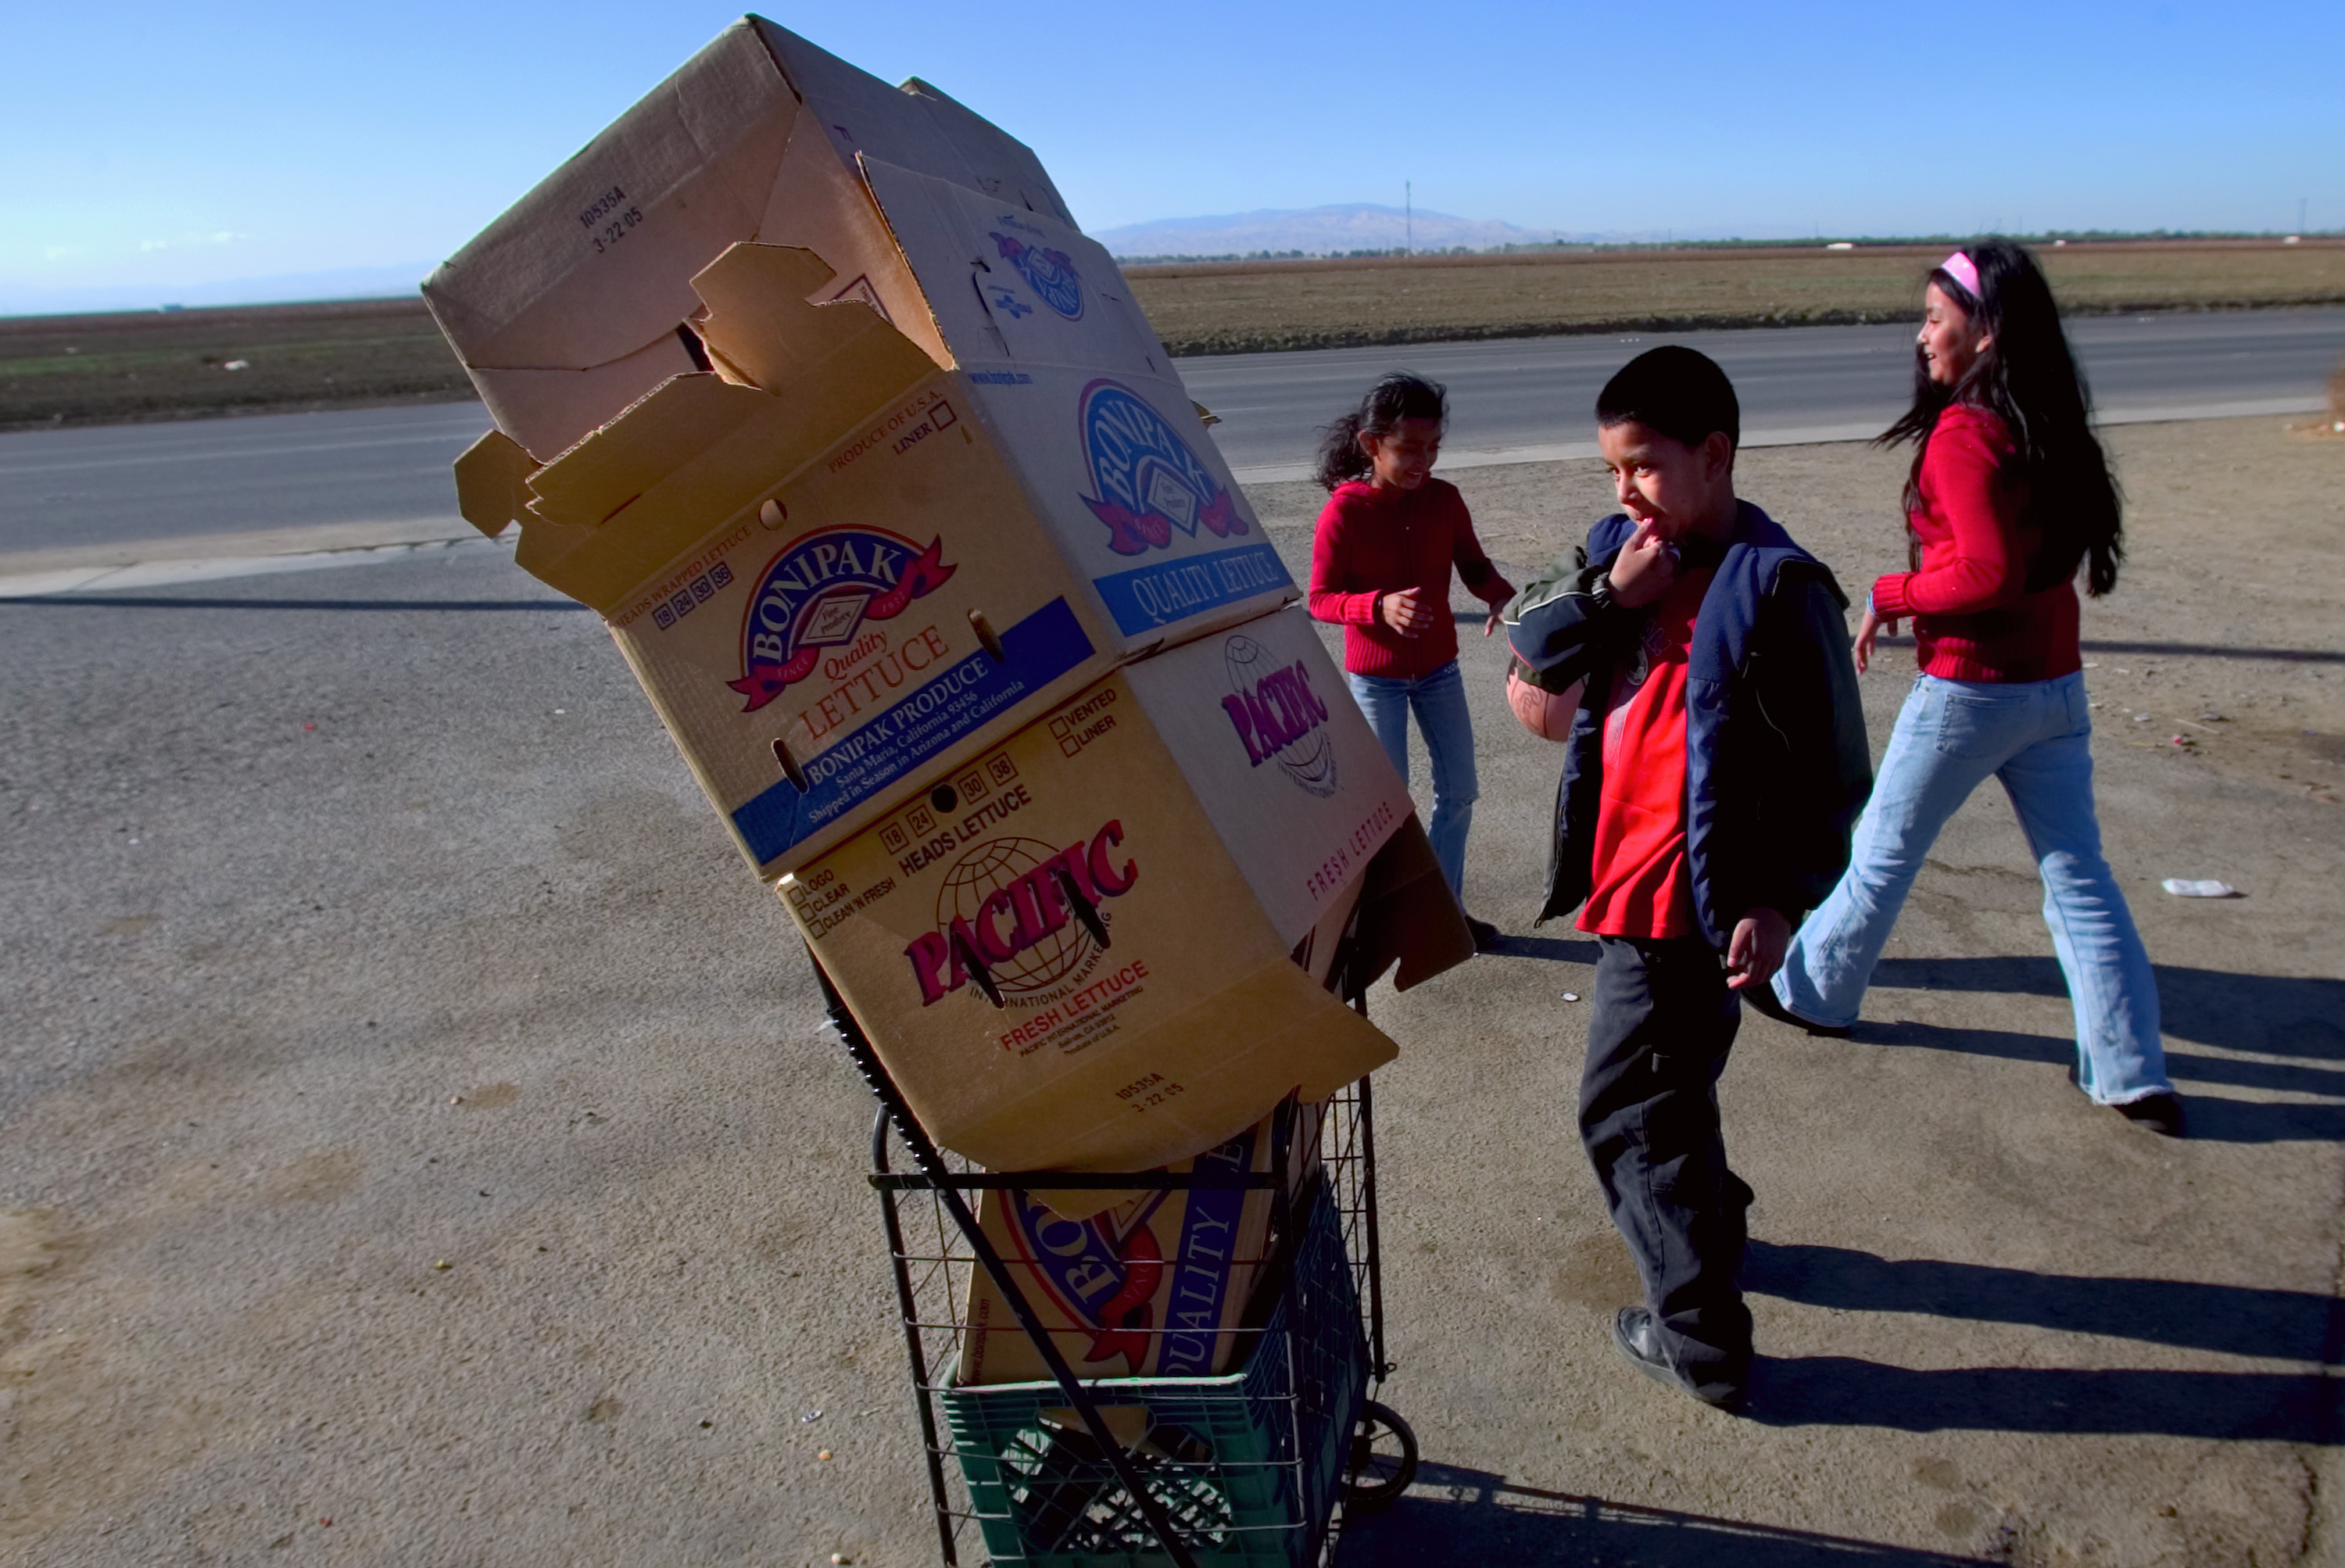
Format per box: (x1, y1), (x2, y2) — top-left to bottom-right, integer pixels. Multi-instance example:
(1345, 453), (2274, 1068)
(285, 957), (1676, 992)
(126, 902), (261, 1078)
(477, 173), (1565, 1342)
(0, 307), (2339, 559)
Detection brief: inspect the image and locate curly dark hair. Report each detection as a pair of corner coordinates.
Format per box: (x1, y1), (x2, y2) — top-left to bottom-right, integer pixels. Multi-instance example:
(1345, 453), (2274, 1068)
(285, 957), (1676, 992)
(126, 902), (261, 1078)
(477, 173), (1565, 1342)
(1881, 238), (2125, 596)
(1313, 372), (1448, 492)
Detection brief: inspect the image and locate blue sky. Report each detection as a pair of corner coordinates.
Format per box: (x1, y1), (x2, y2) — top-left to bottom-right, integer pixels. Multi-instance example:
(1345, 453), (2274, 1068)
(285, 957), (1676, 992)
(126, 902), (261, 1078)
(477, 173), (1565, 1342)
(2, 0), (2339, 310)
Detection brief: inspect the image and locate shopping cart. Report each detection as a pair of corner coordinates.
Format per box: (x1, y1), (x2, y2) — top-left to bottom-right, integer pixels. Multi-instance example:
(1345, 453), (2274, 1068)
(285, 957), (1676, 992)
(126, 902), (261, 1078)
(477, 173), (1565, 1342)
(813, 954), (1419, 1567)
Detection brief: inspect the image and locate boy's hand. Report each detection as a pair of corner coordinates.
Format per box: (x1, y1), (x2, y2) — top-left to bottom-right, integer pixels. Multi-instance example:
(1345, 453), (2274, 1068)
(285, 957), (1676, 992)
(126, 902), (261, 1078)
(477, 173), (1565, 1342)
(1724, 908), (1790, 992)
(1607, 519), (1677, 608)
(1480, 573), (1517, 636)
(1380, 586), (1438, 638)
(1853, 606), (1900, 674)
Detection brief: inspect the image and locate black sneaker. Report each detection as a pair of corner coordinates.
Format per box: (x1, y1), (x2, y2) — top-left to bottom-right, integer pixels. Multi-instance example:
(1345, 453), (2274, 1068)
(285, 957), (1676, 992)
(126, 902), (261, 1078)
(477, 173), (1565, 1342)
(1738, 982), (1852, 1038)
(1609, 1307), (1747, 1411)
(2113, 1092), (2186, 1137)
(2066, 1065), (2186, 1137)
(1465, 916), (1503, 954)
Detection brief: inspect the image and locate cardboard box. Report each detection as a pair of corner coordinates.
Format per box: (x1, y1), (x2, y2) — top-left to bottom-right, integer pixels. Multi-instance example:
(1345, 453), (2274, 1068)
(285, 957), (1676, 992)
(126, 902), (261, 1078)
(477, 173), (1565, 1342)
(958, 1102), (1323, 1387)
(428, 19), (1298, 875)
(424, 17), (1172, 460)
(781, 606), (1470, 1182)
(448, 241), (1293, 876)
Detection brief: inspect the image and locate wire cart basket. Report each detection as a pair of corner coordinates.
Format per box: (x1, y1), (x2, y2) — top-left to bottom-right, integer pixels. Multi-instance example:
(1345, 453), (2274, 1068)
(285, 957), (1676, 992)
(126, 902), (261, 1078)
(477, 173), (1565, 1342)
(814, 953), (1419, 1568)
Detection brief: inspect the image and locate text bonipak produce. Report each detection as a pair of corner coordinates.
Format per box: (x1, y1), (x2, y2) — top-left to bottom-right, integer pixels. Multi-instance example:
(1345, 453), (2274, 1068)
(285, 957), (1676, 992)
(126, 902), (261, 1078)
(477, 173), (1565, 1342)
(427, 17), (1293, 877)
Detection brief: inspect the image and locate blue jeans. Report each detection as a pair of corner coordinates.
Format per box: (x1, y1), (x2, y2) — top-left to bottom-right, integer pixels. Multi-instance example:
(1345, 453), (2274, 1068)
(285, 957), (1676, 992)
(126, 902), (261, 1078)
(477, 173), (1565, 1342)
(1774, 672), (2171, 1104)
(1346, 660), (1478, 900)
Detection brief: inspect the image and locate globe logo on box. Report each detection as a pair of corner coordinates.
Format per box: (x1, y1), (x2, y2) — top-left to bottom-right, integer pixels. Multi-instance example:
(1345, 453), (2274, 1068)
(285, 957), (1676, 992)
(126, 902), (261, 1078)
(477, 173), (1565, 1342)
(903, 822), (1138, 1005)
(1219, 634), (1339, 797)
(729, 525), (955, 712)
(989, 230), (1083, 320)
(1077, 380), (1246, 557)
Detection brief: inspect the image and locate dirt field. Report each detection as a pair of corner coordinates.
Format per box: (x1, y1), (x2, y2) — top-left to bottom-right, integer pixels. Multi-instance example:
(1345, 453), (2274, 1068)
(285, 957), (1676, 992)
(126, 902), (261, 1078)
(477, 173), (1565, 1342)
(0, 298), (470, 432)
(1129, 238), (2345, 354)
(5, 240), (2340, 431)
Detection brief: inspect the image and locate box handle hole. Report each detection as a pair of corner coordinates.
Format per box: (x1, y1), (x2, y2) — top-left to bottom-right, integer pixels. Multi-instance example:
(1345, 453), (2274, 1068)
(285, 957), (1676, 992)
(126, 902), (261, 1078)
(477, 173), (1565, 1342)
(772, 737), (807, 793)
(968, 610), (1006, 664)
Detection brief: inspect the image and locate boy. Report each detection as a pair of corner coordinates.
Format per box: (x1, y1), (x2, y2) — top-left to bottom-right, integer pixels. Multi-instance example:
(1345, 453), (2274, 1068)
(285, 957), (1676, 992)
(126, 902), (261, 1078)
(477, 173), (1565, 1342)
(1504, 346), (1871, 1409)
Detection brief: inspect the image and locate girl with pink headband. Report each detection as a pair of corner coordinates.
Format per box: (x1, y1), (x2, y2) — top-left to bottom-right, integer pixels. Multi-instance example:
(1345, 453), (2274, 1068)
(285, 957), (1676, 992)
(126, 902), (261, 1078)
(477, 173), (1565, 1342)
(1747, 239), (2183, 1136)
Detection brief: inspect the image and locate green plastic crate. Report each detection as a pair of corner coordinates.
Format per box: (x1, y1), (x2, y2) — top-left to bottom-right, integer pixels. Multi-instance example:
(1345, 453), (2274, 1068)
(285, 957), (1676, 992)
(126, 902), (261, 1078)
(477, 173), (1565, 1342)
(942, 1185), (1366, 1567)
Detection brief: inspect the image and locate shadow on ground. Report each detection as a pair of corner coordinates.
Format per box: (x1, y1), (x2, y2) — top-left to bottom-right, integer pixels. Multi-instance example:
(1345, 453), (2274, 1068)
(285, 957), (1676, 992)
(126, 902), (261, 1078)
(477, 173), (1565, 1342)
(1868, 958), (2345, 1059)
(1337, 1462), (1991, 1564)
(1744, 1359), (2338, 1444)
(1746, 1242), (2343, 1366)
(1858, 960), (2345, 1143)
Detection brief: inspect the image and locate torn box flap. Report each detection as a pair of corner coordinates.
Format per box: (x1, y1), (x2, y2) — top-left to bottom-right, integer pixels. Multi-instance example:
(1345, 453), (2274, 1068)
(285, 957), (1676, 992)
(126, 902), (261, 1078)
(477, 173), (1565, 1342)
(423, 21), (803, 376)
(509, 245), (940, 610)
(451, 429), (541, 539)
(466, 338), (706, 466)
(688, 241), (937, 396)
(1341, 815), (1474, 994)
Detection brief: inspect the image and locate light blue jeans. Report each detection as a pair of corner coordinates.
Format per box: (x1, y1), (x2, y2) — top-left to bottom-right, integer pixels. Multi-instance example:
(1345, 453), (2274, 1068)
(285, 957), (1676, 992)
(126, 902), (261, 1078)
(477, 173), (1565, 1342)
(1346, 660), (1478, 900)
(1774, 671), (2171, 1104)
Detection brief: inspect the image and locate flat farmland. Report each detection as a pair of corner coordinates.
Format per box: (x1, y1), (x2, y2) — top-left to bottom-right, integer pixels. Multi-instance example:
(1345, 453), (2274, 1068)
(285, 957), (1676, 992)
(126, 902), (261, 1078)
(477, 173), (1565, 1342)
(1128, 238), (2345, 354)
(2, 239), (2340, 430)
(0, 298), (471, 432)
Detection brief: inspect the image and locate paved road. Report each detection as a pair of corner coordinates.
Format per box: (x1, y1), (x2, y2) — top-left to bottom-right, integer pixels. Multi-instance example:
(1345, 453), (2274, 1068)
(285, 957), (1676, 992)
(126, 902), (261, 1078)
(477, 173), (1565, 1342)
(1186, 306), (2345, 474)
(1, 308), (2340, 558)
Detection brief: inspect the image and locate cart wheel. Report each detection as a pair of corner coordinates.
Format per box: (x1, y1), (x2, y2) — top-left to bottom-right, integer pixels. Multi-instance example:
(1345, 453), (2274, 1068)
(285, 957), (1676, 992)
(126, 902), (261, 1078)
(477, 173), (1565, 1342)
(1342, 1400), (1417, 1512)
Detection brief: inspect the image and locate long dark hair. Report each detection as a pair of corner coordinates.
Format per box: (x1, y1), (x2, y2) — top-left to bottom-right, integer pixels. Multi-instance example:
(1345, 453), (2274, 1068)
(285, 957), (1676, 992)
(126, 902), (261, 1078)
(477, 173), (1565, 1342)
(1880, 238), (2125, 596)
(1314, 372), (1448, 492)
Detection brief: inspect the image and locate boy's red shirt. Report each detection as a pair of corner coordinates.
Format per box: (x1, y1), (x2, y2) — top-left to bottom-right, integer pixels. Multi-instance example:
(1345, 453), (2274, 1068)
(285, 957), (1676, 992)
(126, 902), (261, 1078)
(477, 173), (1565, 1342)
(1868, 404), (2081, 684)
(1309, 478), (1501, 679)
(1578, 564), (1717, 940)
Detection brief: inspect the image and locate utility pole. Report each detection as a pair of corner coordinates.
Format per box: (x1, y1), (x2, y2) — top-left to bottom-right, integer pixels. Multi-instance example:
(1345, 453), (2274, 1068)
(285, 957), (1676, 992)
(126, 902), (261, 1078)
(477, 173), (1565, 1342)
(2302, 197), (2310, 234)
(1405, 181), (1412, 256)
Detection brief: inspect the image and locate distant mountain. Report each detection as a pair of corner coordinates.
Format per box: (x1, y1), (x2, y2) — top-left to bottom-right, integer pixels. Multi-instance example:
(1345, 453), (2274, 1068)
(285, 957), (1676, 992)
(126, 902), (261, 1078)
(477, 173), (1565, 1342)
(0, 264), (434, 319)
(1090, 207), (1849, 259)
(1094, 205), (1555, 259)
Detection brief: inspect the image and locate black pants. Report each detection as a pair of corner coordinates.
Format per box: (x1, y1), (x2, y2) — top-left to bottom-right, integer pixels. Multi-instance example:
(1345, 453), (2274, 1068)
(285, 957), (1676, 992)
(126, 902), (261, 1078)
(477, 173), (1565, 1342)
(1578, 934), (1754, 1376)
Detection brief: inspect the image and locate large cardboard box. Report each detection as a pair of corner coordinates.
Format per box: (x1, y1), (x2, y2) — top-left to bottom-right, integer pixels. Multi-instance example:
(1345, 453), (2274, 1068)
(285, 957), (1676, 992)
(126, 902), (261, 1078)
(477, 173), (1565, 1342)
(782, 606), (1470, 1183)
(957, 1102), (1323, 1387)
(429, 20), (1295, 875)
(424, 16), (1173, 460)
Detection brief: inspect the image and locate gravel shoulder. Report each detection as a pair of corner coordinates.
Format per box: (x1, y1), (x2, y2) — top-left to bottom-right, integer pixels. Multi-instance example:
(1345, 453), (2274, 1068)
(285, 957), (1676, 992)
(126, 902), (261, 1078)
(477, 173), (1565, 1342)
(0, 414), (2338, 1566)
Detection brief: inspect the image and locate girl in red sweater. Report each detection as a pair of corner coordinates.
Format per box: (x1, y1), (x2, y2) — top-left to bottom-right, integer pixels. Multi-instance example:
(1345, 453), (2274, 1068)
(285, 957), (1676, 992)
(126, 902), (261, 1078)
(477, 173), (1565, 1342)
(1756, 241), (2181, 1134)
(1308, 373), (1514, 950)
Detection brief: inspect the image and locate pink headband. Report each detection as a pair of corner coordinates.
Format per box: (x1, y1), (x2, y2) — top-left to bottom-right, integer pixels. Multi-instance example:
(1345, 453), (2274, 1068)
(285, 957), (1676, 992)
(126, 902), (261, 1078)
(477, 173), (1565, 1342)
(1939, 250), (1983, 303)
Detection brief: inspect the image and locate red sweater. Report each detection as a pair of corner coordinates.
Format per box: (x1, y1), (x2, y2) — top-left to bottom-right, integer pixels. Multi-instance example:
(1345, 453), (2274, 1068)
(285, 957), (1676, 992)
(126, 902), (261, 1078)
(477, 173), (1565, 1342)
(1308, 478), (1502, 678)
(1870, 405), (2082, 684)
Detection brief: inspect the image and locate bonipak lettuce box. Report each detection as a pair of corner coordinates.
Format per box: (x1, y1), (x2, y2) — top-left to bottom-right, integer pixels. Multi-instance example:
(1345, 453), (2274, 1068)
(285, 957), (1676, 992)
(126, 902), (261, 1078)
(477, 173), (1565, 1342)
(780, 606), (1471, 1187)
(428, 19), (1294, 876)
(957, 1099), (1325, 1388)
(446, 240), (1291, 877)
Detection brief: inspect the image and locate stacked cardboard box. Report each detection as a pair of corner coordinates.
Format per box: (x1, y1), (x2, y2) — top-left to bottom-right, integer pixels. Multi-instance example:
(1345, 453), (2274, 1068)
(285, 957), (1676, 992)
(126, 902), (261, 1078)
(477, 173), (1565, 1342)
(424, 16), (1470, 1376)
(958, 1097), (1326, 1389)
